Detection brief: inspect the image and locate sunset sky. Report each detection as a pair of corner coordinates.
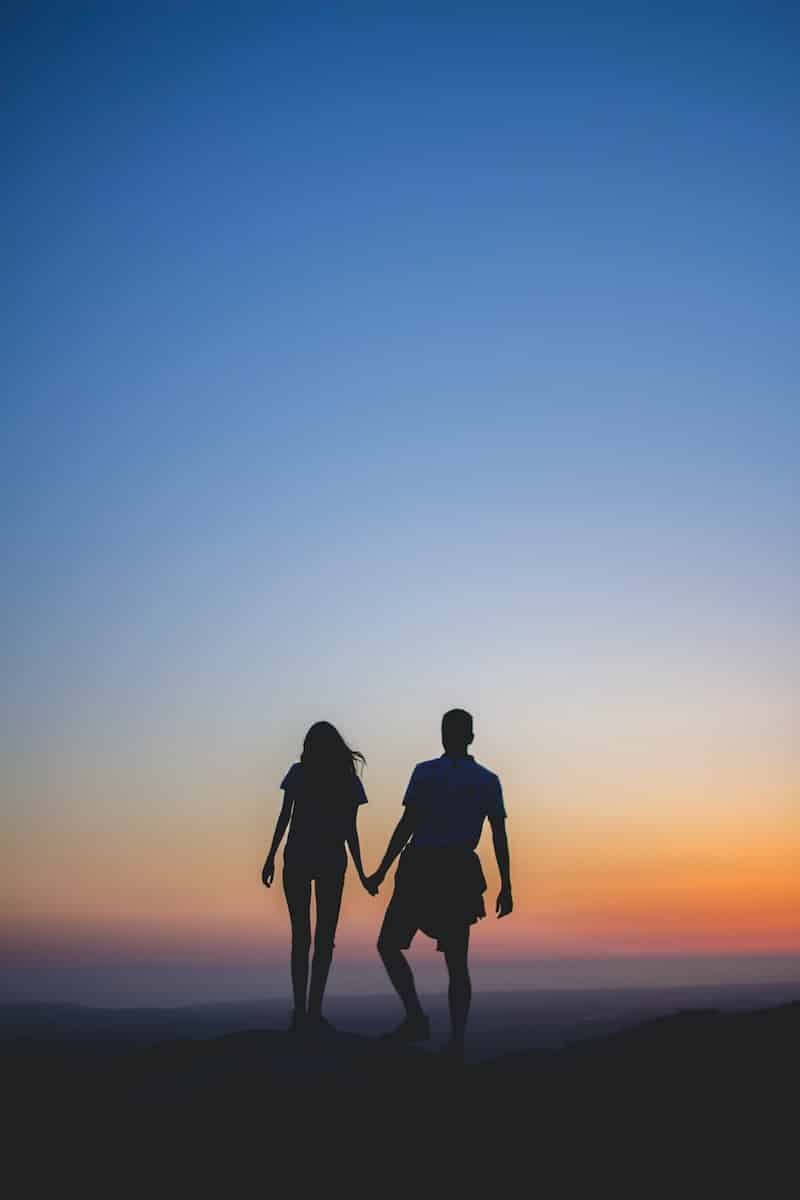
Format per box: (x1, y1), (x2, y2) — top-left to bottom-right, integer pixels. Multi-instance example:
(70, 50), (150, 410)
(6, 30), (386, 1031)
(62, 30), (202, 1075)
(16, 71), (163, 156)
(4, 2), (798, 1004)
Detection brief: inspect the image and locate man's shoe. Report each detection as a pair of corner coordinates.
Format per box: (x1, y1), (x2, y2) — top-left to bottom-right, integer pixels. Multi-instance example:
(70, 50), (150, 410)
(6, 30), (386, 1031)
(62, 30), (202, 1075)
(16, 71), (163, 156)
(381, 1014), (431, 1043)
(439, 1039), (465, 1065)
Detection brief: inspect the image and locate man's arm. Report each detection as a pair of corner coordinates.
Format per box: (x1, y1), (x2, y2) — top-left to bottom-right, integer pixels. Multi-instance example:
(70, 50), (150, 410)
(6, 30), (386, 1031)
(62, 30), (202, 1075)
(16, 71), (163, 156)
(368, 810), (417, 888)
(488, 810), (513, 917)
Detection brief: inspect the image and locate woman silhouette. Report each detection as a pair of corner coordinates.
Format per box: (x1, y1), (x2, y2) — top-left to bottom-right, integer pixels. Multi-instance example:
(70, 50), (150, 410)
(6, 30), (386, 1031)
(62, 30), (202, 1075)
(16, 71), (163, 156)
(262, 722), (375, 1032)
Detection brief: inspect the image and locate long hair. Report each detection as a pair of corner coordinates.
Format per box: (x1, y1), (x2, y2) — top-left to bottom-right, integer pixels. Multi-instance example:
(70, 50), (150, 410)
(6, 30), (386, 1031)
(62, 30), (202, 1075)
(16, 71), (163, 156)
(300, 721), (365, 783)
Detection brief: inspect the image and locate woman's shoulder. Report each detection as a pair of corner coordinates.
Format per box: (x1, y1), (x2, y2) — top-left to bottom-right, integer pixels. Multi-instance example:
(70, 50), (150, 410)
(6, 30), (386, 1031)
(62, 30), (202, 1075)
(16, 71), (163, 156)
(280, 762), (302, 790)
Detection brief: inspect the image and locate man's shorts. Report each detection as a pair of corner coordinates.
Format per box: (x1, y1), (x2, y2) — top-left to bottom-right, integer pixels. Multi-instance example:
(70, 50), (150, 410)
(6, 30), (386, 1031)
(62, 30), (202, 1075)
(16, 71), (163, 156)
(379, 844), (487, 952)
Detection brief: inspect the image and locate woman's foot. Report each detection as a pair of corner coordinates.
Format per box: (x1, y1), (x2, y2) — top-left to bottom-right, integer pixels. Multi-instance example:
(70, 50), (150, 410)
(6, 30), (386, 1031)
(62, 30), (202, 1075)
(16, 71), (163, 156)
(288, 1009), (306, 1034)
(305, 1013), (336, 1036)
(380, 1013), (431, 1043)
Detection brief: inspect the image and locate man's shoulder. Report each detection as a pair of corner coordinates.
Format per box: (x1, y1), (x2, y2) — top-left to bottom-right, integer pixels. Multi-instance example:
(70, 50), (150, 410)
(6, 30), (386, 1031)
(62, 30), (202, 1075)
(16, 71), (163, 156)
(413, 757), (501, 786)
(469, 759), (502, 788)
(411, 758), (442, 775)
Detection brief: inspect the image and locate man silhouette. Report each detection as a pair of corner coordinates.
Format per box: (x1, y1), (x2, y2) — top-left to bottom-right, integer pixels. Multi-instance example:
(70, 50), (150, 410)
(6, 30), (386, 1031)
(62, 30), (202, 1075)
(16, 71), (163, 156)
(368, 709), (512, 1061)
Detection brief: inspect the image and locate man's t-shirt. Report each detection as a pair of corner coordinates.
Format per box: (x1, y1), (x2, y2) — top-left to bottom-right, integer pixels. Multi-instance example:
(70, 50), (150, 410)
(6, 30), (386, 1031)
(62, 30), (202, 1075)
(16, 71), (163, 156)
(281, 762), (367, 866)
(402, 755), (505, 851)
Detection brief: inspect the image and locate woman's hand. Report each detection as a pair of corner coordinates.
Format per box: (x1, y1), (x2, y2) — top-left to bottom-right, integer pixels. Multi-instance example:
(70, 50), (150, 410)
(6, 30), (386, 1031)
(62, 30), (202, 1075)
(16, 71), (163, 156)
(262, 856), (276, 888)
(364, 870), (384, 895)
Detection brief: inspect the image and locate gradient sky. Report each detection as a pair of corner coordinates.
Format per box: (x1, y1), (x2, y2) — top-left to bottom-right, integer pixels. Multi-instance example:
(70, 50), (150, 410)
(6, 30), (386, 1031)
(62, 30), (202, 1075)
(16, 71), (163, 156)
(3, 2), (799, 1004)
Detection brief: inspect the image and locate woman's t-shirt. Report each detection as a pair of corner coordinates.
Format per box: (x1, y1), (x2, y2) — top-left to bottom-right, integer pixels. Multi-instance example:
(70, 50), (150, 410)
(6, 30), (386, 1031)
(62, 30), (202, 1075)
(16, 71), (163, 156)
(281, 762), (367, 867)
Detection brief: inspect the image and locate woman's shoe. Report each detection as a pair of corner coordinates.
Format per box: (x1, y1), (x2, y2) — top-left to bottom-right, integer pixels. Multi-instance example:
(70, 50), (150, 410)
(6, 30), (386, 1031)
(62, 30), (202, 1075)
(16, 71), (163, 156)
(288, 1009), (306, 1034)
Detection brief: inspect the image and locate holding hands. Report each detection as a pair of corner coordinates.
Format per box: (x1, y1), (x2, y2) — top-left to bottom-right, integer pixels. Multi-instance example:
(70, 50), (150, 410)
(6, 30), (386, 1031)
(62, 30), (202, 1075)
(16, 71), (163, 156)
(367, 868), (383, 897)
(361, 869), (383, 896)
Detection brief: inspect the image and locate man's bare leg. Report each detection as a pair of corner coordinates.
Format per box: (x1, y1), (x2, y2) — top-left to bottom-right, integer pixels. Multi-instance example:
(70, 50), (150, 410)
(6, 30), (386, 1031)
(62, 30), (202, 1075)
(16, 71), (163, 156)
(442, 927), (471, 1059)
(377, 932), (430, 1040)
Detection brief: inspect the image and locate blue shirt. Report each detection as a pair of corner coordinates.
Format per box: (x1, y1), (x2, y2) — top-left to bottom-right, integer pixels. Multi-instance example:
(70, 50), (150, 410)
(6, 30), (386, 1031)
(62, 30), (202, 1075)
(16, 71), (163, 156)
(403, 755), (506, 850)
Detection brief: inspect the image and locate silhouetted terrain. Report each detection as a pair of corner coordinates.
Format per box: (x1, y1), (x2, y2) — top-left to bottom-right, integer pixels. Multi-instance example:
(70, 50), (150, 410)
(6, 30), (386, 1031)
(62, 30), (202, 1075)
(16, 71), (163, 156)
(3, 977), (798, 1057)
(5, 998), (796, 1187)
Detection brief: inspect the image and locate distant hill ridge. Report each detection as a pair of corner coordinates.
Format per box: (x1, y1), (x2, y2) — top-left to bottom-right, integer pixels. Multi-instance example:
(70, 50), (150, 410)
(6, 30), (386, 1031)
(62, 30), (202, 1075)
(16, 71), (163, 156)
(6, 1002), (796, 1185)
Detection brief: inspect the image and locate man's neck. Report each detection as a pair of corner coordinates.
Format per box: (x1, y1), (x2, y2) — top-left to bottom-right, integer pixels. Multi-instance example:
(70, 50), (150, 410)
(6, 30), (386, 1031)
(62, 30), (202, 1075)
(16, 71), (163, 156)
(442, 748), (471, 759)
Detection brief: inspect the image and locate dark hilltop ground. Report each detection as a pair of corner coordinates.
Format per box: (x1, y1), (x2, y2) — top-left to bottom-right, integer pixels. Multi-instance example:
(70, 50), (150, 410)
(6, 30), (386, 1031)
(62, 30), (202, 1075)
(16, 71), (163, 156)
(4, 996), (797, 1188)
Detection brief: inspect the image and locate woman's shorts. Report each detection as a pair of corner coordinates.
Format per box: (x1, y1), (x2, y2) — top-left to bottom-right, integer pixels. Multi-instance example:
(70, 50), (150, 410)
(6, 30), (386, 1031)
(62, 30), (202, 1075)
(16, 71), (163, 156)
(283, 846), (347, 885)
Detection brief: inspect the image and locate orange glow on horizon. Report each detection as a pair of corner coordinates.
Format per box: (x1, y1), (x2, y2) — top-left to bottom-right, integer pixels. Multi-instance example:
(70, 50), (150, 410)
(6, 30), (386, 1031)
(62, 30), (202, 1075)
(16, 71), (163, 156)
(4, 746), (798, 975)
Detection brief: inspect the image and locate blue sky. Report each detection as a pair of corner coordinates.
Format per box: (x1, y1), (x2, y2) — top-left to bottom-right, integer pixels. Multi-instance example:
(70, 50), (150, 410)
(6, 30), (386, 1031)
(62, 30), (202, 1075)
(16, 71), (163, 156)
(3, 3), (799, 1001)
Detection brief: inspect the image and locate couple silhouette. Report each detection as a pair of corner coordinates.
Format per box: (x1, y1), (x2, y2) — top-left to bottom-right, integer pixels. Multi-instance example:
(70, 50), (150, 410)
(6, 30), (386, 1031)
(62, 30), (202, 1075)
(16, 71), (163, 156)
(262, 709), (513, 1060)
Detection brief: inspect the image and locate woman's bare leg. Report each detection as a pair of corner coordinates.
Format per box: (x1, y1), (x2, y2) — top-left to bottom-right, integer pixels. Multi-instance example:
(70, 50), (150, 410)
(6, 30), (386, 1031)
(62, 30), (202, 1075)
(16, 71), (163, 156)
(283, 868), (312, 1018)
(307, 867), (345, 1020)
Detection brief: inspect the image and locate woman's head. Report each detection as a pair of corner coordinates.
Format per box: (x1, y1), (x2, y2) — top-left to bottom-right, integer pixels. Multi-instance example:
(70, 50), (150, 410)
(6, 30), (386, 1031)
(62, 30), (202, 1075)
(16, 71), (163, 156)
(301, 721), (365, 777)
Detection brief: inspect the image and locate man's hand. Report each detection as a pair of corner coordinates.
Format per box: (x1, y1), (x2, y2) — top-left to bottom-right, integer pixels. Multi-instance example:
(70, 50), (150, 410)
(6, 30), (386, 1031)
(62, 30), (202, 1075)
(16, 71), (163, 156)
(496, 886), (513, 917)
(261, 857), (276, 888)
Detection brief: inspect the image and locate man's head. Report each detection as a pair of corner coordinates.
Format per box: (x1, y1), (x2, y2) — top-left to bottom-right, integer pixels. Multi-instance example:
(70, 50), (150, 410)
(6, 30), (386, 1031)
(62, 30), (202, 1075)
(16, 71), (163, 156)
(441, 708), (474, 756)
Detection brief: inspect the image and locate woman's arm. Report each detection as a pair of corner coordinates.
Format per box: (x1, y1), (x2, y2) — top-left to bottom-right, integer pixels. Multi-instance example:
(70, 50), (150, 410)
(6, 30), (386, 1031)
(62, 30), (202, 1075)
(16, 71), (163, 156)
(262, 794), (293, 887)
(346, 809), (376, 894)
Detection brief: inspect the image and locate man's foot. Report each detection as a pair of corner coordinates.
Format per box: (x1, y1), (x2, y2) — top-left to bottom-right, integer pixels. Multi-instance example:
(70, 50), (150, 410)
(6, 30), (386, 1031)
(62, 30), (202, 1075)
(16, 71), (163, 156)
(380, 1013), (431, 1043)
(439, 1039), (465, 1065)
